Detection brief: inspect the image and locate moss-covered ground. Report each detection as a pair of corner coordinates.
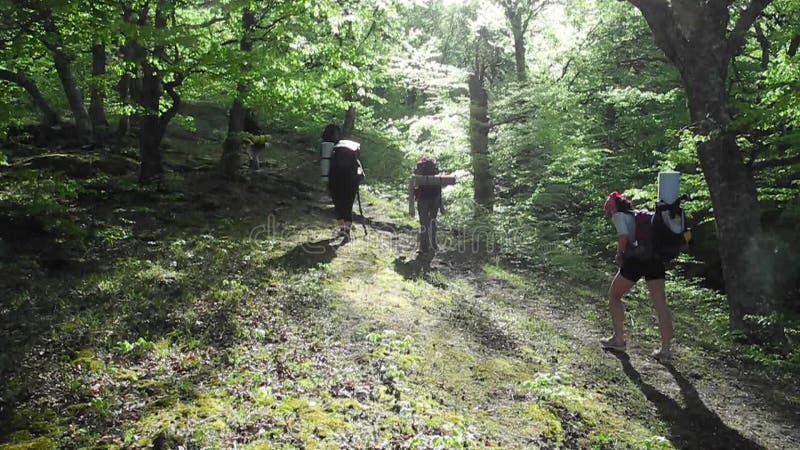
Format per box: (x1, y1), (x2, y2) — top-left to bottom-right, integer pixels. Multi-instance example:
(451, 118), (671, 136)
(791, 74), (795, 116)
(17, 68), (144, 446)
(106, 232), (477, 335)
(1, 134), (798, 449)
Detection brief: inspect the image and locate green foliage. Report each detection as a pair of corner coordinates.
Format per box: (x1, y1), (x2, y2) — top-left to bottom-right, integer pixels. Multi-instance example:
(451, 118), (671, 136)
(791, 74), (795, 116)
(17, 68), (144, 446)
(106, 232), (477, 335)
(113, 338), (157, 358)
(0, 170), (83, 237)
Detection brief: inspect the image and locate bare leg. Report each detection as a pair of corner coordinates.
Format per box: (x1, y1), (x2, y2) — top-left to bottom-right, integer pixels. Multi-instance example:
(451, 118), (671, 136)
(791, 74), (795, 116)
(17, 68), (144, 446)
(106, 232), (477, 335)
(646, 278), (673, 351)
(608, 272), (635, 342)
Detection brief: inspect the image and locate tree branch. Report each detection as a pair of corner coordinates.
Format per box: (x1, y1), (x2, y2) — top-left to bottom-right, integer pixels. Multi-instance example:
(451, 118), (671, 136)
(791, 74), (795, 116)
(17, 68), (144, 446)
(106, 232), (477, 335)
(754, 22), (770, 69)
(788, 34), (800, 57)
(521, 0), (548, 32)
(727, 0), (772, 58)
(626, 0), (688, 69)
(554, 20), (602, 83)
(752, 154), (800, 170)
(160, 73), (184, 127)
(0, 68), (61, 126)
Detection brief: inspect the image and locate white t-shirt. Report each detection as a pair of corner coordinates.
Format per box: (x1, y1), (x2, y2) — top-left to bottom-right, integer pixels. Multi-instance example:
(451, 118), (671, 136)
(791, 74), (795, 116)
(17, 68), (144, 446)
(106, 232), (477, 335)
(610, 212), (635, 243)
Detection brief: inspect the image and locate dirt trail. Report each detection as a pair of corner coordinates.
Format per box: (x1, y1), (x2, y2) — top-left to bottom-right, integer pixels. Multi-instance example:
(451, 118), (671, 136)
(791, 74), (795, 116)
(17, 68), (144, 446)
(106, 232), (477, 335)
(2, 142), (798, 449)
(334, 198), (800, 449)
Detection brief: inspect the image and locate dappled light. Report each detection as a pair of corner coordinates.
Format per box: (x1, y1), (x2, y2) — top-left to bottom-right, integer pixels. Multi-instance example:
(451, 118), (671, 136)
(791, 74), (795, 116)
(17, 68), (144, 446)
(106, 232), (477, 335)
(1, 0), (798, 448)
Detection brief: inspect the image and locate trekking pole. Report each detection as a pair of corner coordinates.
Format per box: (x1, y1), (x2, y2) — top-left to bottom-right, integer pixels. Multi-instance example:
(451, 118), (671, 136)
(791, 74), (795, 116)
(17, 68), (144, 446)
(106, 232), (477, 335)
(356, 189), (368, 236)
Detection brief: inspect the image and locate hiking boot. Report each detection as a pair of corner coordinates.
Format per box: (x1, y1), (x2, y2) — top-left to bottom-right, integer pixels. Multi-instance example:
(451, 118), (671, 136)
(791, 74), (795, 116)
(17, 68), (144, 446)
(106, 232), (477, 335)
(600, 336), (627, 352)
(651, 348), (672, 364)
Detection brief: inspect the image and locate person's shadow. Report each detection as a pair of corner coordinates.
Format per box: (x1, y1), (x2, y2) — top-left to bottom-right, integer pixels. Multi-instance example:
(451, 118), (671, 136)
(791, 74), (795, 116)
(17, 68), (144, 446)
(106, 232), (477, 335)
(275, 239), (339, 270)
(612, 352), (762, 449)
(393, 252), (435, 280)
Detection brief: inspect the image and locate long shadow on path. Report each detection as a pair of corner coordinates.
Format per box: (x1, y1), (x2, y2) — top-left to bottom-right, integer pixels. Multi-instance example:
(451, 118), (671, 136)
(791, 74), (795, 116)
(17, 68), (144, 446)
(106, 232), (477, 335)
(393, 252), (435, 281)
(276, 239), (341, 271)
(612, 352), (763, 450)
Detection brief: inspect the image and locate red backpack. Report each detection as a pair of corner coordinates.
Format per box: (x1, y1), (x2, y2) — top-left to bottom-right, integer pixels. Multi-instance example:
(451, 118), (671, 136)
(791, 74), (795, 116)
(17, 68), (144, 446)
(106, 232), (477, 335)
(633, 210), (654, 243)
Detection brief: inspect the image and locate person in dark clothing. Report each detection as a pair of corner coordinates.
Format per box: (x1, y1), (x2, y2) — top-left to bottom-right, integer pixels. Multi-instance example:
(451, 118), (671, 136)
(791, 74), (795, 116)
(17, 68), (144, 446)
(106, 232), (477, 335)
(328, 139), (364, 242)
(417, 192), (443, 253)
(414, 156), (445, 253)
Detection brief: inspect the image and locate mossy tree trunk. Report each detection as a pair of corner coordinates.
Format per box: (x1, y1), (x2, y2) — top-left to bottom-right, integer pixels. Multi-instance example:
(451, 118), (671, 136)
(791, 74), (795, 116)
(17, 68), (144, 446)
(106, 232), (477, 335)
(468, 73), (493, 215)
(221, 97), (246, 178)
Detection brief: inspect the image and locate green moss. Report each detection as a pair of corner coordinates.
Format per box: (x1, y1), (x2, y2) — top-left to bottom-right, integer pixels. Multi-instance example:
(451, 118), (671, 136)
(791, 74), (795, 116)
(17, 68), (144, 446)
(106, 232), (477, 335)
(254, 386), (277, 407)
(71, 349), (106, 372)
(0, 437), (58, 450)
(473, 357), (520, 381)
(525, 403), (564, 444)
(125, 394), (233, 447)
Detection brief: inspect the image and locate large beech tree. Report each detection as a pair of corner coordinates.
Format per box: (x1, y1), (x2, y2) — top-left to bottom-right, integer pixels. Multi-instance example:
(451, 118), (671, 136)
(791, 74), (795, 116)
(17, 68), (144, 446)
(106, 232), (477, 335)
(626, 0), (776, 335)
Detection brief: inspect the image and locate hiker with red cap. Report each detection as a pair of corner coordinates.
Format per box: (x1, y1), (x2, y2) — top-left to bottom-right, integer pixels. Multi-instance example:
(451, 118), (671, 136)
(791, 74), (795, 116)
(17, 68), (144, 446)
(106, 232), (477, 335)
(601, 190), (674, 363)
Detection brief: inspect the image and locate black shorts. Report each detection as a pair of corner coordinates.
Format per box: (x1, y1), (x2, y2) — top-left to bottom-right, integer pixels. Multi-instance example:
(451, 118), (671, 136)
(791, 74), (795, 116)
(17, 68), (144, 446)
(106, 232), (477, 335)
(620, 256), (665, 282)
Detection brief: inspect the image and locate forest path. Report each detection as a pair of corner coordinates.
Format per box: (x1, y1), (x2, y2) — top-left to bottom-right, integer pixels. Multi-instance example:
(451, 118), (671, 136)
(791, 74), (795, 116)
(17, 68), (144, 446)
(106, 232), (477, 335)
(1, 142), (798, 449)
(330, 197), (800, 450)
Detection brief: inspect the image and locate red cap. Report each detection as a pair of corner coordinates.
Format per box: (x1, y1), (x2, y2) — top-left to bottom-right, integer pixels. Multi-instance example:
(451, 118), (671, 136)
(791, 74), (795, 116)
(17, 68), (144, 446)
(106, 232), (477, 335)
(604, 191), (622, 217)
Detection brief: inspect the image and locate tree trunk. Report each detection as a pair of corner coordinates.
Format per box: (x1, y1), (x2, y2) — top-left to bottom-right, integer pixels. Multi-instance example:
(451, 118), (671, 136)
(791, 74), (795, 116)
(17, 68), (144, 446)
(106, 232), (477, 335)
(137, 0), (181, 184)
(90, 43), (108, 144)
(684, 67), (774, 333)
(220, 8), (255, 179)
(0, 69), (61, 127)
(628, 0), (779, 338)
(138, 63), (164, 183)
(117, 4), (145, 140)
(31, 6), (92, 142)
(221, 96), (246, 178)
(511, 20), (527, 82)
(468, 73), (493, 214)
(342, 105), (357, 138)
(116, 71), (132, 140)
(52, 49), (92, 144)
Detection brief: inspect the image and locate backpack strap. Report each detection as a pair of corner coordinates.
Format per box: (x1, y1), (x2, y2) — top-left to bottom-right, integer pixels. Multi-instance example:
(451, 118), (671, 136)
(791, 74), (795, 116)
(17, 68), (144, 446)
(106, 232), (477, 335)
(658, 194), (690, 219)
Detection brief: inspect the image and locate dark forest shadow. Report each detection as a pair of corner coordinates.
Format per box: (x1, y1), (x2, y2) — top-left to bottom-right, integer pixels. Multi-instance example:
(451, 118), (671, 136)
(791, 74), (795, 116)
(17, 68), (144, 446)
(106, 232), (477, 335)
(275, 239), (339, 271)
(393, 252), (435, 281)
(612, 352), (763, 450)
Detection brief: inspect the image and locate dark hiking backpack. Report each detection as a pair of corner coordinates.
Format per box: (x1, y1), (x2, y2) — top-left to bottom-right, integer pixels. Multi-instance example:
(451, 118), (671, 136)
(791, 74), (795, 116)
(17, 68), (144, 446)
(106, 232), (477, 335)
(330, 140), (363, 184)
(625, 195), (691, 262)
(651, 195), (691, 262)
(414, 156), (440, 200)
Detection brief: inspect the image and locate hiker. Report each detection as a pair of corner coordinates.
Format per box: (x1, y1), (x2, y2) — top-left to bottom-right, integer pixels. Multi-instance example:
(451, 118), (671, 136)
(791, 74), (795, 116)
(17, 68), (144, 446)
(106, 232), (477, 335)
(328, 139), (364, 242)
(320, 124), (342, 186)
(600, 191), (674, 363)
(413, 156), (445, 254)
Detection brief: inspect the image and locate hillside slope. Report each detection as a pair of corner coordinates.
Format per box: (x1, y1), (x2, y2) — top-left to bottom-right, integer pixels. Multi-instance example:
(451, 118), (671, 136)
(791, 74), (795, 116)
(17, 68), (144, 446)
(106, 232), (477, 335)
(0, 132), (798, 449)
